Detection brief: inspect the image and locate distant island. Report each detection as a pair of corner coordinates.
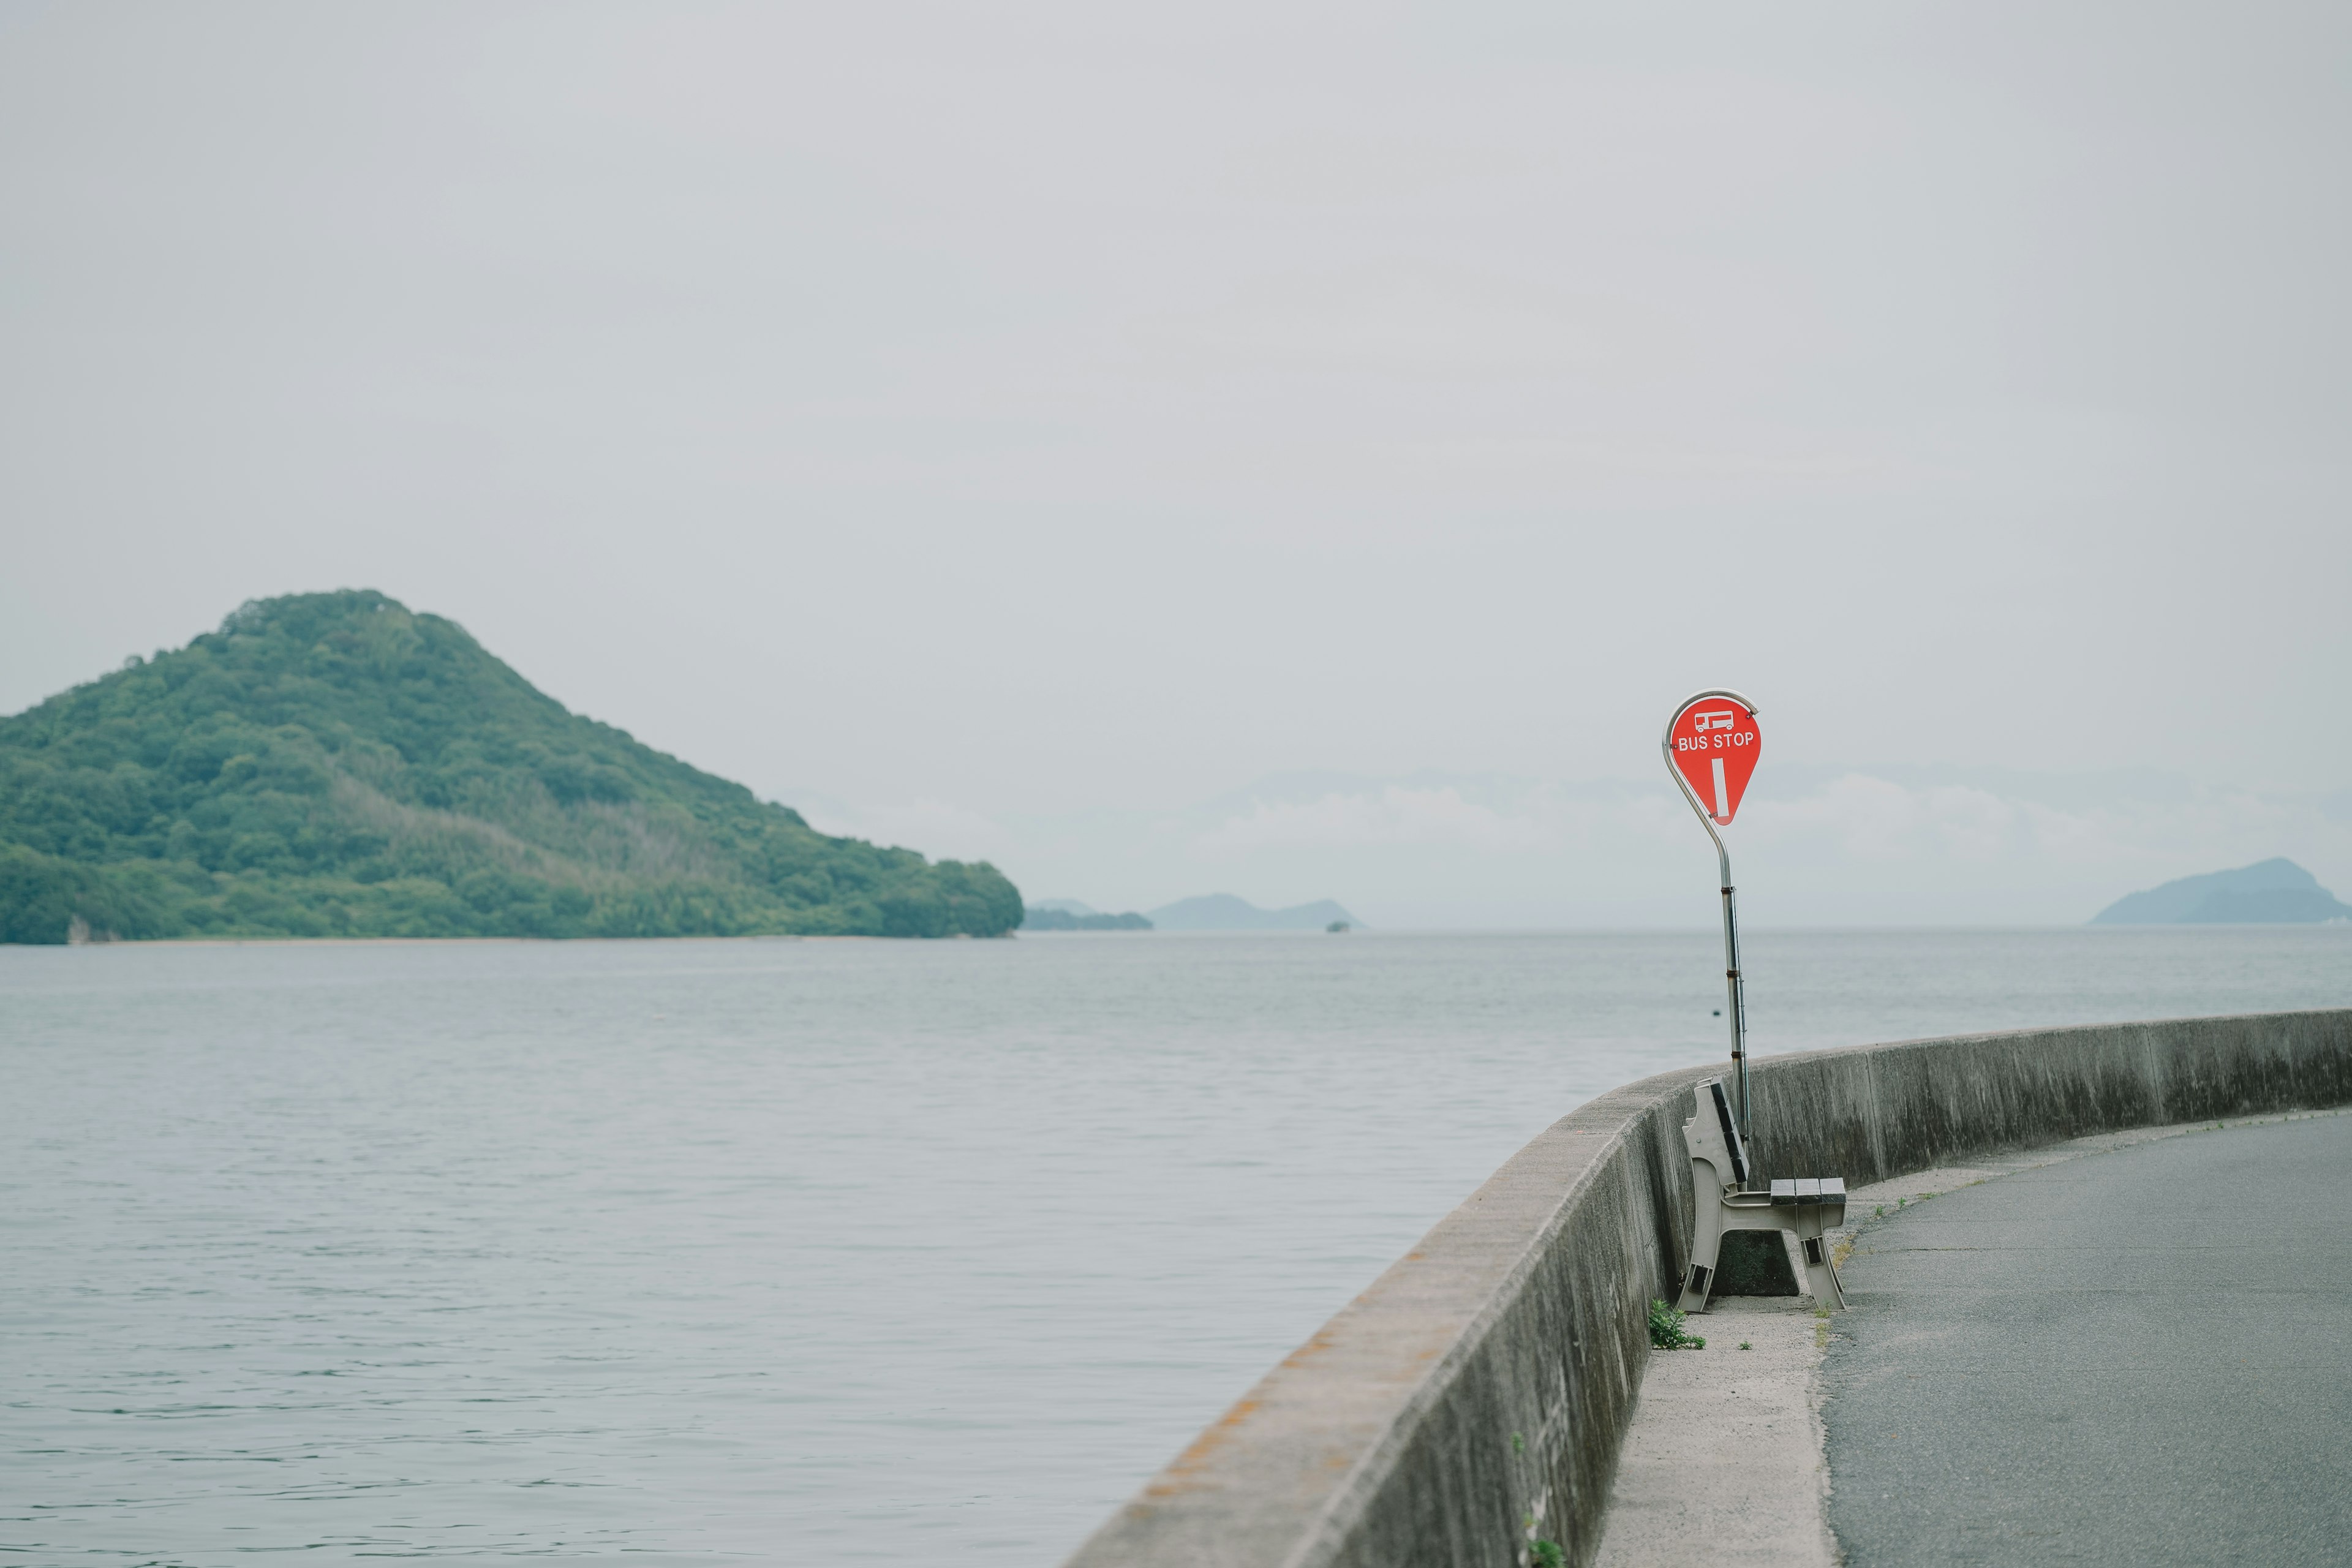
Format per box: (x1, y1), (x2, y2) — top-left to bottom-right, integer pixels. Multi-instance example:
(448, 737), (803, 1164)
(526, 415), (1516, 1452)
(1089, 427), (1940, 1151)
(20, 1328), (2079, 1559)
(1020, 899), (1152, 932)
(0, 590), (1022, 943)
(2090, 858), (2352, 925)
(1145, 893), (1363, 932)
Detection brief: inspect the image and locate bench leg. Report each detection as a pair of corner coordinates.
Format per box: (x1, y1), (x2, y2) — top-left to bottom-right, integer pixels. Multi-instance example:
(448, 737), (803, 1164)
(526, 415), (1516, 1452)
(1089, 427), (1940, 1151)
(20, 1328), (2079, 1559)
(1797, 1228), (1846, 1311)
(1678, 1202), (1725, 1313)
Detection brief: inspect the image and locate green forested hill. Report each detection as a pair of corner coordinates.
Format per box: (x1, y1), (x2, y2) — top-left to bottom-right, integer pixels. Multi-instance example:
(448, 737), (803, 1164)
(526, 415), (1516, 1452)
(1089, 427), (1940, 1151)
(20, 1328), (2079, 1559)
(0, 591), (1021, 943)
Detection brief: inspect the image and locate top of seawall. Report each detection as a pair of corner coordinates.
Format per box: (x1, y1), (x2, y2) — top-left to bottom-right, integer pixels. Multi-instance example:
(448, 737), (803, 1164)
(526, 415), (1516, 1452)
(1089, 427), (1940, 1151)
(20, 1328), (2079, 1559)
(1065, 1008), (2352, 1568)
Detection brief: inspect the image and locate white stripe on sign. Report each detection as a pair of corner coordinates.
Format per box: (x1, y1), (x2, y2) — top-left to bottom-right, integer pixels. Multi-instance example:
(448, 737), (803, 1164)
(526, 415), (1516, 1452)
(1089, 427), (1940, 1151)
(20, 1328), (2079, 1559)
(1711, 758), (1728, 818)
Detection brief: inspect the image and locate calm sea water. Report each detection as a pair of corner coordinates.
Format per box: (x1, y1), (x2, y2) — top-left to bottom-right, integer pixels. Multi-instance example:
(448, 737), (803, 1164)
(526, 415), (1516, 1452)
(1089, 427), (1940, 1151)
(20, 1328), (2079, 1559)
(6, 928), (2350, 1565)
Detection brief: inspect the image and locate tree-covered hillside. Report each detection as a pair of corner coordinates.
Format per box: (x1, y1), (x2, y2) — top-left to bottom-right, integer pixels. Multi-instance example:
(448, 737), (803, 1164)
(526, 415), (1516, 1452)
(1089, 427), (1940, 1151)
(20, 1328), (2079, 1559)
(0, 591), (1021, 943)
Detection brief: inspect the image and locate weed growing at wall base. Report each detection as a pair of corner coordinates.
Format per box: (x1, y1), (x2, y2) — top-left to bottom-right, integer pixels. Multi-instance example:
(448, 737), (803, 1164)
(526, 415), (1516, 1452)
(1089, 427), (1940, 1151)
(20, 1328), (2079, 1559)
(1646, 1299), (1705, 1350)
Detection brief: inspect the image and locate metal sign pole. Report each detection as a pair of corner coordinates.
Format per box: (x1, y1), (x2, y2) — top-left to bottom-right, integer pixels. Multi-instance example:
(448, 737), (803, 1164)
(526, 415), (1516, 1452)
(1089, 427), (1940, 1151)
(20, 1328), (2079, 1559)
(1717, 833), (1749, 1146)
(1662, 690), (1758, 1155)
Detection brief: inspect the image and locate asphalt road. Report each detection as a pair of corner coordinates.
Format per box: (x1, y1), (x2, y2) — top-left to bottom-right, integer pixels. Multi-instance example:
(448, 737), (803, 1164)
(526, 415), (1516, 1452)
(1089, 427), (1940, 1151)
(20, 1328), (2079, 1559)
(1822, 1112), (2352, 1567)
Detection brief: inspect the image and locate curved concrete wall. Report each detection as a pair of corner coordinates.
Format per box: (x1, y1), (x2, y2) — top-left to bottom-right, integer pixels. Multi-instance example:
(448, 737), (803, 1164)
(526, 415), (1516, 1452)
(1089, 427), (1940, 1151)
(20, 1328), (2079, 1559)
(1064, 1008), (2352, 1568)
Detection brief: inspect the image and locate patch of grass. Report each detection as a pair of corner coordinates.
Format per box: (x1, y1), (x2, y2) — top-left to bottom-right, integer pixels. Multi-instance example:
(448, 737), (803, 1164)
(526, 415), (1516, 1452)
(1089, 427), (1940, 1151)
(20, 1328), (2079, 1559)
(1531, 1540), (1566, 1568)
(1738, 1340), (1752, 1351)
(1647, 1298), (1705, 1351)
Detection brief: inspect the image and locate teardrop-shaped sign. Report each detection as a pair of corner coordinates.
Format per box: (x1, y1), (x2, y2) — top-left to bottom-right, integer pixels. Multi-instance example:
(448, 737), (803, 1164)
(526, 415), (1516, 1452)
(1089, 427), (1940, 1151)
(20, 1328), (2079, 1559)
(1666, 692), (1761, 824)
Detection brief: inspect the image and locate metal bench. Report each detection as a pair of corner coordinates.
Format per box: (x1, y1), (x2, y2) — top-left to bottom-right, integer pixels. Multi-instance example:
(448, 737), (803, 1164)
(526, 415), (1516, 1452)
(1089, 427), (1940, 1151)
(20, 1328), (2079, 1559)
(1675, 1077), (1848, 1313)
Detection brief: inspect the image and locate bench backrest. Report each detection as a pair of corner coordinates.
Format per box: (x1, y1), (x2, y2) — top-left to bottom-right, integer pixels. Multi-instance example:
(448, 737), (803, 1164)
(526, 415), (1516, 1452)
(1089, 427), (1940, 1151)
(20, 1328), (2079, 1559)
(1682, 1076), (1749, 1192)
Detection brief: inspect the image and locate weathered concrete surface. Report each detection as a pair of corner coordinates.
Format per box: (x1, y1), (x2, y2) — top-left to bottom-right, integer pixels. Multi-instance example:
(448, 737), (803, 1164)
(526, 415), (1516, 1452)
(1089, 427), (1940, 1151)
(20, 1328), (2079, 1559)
(1062, 1010), (2352, 1568)
(1823, 1110), (2352, 1567)
(1062, 1072), (1714, 1568)
(1591, 1297), (1834, 1568)
(1740, 1008), (2352, 1190)
(1588, 1114), (2335, 1568)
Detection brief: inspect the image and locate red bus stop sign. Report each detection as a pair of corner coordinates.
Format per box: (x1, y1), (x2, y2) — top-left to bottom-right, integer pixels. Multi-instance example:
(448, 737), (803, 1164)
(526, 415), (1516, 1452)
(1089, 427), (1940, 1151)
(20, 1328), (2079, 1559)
(1667, 693), (1761, 825)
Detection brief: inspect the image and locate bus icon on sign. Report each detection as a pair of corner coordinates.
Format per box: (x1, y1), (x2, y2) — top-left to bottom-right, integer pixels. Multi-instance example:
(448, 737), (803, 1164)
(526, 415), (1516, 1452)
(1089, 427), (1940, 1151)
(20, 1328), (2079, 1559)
(1694, 710), (1735, 732)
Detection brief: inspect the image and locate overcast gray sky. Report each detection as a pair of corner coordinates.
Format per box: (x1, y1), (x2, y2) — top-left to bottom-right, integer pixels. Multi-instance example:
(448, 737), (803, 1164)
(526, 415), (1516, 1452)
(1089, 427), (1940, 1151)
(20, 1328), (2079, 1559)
(4, 2), (2348, 924)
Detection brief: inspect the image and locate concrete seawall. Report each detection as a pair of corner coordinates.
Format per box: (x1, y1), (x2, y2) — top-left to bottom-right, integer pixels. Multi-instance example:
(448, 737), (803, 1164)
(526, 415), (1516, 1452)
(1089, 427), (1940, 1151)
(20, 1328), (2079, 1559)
(1062, 1008), (2352, 1568)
